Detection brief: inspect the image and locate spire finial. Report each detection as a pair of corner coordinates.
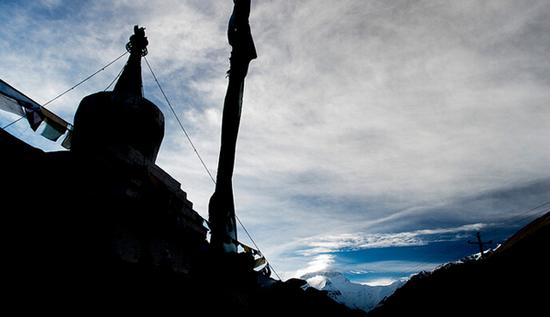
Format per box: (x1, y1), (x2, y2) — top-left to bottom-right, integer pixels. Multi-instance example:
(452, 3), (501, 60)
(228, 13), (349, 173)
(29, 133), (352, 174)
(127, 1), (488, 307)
(114, 25), (148, 98)
(126, 25), (148, 57)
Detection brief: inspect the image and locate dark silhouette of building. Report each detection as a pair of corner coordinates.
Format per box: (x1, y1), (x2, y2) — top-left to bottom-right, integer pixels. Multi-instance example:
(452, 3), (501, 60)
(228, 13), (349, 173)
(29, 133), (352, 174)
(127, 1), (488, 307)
(0, 24), (208, 312)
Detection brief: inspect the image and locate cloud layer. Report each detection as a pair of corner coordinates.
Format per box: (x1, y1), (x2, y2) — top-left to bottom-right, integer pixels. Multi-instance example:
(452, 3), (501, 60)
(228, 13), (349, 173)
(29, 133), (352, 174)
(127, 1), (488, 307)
(1, 0), (550, 280)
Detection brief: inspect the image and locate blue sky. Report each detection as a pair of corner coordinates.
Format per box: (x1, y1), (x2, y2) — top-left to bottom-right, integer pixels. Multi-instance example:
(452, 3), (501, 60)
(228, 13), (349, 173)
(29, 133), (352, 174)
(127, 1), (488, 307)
(1, 0), (550, 285)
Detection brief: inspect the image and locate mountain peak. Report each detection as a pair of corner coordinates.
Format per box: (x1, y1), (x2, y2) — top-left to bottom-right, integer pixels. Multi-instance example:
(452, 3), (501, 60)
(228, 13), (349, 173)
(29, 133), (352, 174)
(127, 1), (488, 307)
(301, 271), (405, 312)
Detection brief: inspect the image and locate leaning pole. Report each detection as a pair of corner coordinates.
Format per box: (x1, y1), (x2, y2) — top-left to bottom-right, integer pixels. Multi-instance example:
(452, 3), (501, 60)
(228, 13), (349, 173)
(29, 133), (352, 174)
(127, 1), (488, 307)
(209, 0), (257, 254)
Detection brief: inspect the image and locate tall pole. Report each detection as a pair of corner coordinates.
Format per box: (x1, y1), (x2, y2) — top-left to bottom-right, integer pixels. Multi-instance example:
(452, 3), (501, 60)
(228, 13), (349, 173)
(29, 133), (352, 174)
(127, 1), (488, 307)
(209, 0), (257, 254)
(468, 232), (493, 259)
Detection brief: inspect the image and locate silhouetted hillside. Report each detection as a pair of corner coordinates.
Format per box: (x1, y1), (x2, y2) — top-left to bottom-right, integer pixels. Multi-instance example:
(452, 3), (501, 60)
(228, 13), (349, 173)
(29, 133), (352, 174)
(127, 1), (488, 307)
(368, 212), (550, 316)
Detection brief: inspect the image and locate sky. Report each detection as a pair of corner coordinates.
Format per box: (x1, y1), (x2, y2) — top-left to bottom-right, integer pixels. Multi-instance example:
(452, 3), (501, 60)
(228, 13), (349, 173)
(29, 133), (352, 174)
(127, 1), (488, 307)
(1, 0), (550, 285)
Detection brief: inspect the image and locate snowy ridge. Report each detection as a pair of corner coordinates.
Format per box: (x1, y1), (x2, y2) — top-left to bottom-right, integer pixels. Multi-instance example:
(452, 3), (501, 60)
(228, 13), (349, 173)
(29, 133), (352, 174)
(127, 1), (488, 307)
(301, 272), (405, 312)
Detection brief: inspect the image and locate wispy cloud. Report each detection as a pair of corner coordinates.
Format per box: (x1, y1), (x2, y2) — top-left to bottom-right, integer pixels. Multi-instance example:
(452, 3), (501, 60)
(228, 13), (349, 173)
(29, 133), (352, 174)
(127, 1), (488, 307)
(345, 260), (440, 274)
(360, 278), (403, 287)
(296, 223), (486, 256)
(292, 254), (336, 279)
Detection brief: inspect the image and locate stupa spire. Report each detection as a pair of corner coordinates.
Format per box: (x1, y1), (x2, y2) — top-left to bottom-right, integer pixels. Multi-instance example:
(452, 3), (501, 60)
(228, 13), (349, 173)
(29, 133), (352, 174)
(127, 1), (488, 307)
(71, 25), (164, 163)
(113, 25), (148, 99)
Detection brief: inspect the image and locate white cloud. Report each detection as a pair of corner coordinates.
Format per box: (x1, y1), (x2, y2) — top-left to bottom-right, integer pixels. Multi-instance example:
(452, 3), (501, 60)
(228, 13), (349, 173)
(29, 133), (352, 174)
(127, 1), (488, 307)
(297, 223), (486, 256)
(346, 260), (439, 274)
(291, 254), (335, 279)
(360, 278), (401, 287)
(304, 274), (328, 289)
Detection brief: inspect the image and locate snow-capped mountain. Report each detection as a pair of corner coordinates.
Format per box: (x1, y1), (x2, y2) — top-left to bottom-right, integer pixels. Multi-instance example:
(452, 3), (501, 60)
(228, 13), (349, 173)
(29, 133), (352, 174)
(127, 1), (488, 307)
(301, 272), (405, 312)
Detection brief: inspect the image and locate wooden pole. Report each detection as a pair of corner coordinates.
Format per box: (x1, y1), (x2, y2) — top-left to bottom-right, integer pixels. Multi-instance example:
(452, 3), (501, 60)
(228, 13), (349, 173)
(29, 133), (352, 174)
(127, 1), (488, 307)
(468, 232), (493, 259)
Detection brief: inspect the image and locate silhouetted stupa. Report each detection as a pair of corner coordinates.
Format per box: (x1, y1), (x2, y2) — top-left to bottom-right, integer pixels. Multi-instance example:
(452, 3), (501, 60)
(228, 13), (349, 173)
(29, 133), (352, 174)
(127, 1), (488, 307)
(71, 26), (164, 162)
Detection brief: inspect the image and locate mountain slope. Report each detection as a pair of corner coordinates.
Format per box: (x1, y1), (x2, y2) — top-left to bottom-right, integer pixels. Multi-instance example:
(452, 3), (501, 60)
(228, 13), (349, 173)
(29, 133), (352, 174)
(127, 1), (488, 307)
(368, 212), (550, 316)
(302, 272), (405, 312)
